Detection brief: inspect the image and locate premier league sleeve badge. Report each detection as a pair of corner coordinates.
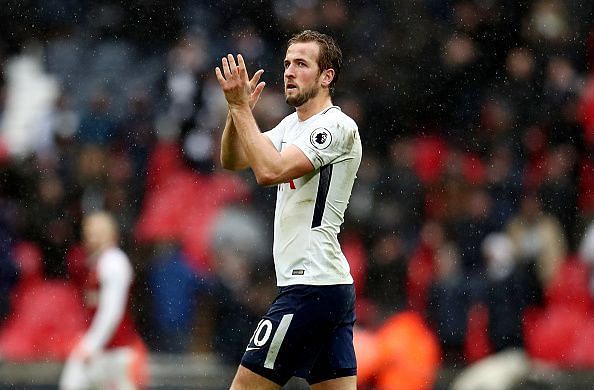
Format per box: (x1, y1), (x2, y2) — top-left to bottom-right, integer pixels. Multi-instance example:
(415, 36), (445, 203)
(310, 128), (332, 150)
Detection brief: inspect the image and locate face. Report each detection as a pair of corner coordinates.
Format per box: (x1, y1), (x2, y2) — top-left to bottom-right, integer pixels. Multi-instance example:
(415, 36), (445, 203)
(82, 214), (115, 255)
(284, 41), (325, 107)
(83, 218), (100, 255)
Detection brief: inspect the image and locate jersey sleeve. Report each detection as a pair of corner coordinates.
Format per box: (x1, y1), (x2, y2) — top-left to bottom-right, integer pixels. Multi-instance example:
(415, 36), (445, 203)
(292, 120), (357, 169)
(263, 120), (286, 151)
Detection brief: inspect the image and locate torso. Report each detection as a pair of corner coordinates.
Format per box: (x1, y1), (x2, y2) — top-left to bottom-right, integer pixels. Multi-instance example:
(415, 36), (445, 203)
(264, 106), (362, 286)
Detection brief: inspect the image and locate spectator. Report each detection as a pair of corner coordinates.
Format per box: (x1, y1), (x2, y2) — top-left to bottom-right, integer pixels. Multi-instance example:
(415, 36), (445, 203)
(209, 248), (275, 365)
(365, 233), (408, 322)
(374, 137), (425, 241)
(76, 90), (117, 146)
(0, 236), (17, 325)
(451, 187), (497, 275)
(537, 145), (579, 247)
(427, 242), (469, 365)
(146, 242), (206, 353)
(496, 47), (538, 128)
(0, 182), (18, 324)
(506, 192), (567, 287)
(23, 171), (74, 278)
(482, 232), (541, 352)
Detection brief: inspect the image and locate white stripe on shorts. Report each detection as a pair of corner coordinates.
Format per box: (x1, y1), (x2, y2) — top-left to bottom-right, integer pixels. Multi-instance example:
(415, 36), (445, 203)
(264, 314), (294, 369)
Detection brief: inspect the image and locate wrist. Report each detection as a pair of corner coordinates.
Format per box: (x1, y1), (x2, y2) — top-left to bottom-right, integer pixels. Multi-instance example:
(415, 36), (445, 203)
(228, 102), (251, 112)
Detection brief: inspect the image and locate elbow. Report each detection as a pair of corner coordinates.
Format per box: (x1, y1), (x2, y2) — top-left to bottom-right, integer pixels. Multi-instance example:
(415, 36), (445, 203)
(220, 158), (234, 171)
(220, 155), (242, 171)
(255, 170), (279, 187)
(220, 154), (233, 170)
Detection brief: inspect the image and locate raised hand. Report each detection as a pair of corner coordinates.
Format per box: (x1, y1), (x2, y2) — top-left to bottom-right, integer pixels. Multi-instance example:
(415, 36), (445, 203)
(215, 54), (265, 109)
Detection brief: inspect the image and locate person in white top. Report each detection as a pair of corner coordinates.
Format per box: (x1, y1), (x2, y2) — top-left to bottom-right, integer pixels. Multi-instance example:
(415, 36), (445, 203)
(216, 30), (361, 390)
(59, 211), (146, 390)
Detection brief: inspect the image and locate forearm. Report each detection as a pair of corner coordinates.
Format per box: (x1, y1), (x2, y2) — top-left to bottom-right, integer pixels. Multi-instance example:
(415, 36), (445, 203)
(220, 111), (249, 170)
(229, 104), (284, 185)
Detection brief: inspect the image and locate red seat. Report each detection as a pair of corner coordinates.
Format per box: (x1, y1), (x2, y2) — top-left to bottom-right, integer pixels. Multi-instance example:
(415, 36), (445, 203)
(136, 167), (250, 272)
(0, 282), (87, 361)
(524, 258), (594, 367)
(524, 305), (587, 366)
(464, 303), (492, 363)
(406, 245), (436, 313)
(461, 152), (486, 185)
(66, 244), (87, 291)
(144, 141), (185, 190)
(546, 257), (594, 312)
(568, 318), (594, 367)
(412, 136), (448, 186)
(0, 241), (87, 361)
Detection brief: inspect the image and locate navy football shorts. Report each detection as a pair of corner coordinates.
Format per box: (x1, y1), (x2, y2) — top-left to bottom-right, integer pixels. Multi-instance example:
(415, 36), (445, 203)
(240, 283), (357, 385)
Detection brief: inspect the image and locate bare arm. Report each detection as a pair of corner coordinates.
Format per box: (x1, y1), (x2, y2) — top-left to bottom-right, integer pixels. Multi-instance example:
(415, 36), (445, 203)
(220, 68), (265, 171)
(228, 104), (313, 185)
(216, 54), (314, 185)
(220, 111), (248, 170)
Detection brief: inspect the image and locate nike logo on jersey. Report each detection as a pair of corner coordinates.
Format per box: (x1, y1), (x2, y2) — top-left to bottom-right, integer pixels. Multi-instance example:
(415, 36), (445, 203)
(245, 347), (261, 352)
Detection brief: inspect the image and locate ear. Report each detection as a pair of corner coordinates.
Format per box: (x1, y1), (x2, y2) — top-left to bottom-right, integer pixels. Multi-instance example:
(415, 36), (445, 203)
(320, 68), (335, 88)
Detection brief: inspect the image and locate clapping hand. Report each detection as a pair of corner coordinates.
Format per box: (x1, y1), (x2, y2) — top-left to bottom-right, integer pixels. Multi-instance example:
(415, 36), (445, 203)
(215, 54), (266, 110)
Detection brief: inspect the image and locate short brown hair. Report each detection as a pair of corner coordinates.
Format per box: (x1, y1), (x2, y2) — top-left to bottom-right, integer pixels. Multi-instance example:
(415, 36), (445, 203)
(288, 30), (342, 95)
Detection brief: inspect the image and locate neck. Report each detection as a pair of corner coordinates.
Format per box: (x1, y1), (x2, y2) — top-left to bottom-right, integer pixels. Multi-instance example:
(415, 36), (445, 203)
(87, 242), (114, 260)
(295, 93), (333, 121)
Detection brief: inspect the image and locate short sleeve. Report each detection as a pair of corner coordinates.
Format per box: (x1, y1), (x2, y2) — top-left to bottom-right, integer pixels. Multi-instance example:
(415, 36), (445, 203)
(98, 251), (133, 287)
(263, 121), (286, 151)
(293, 123), (356, 169)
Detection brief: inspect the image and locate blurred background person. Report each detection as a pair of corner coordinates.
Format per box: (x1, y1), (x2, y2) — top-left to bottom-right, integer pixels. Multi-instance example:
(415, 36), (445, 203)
(506, 192), (567, 288)
(59, 211), (146, 390)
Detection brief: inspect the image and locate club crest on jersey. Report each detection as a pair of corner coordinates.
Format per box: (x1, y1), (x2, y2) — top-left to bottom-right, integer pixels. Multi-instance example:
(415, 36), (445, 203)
(310, 128), (332, 150)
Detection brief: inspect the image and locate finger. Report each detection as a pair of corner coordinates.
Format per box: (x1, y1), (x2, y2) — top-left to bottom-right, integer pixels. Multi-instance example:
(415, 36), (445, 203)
(253, 81), (266, 97)
(222, 57), (231, 79)
(227, 54), (237, 75)
(215, 67), (225, 84)
(250, 69), (264, 89)
(250, 81), (266, 109)
(237, 54), (249, 81)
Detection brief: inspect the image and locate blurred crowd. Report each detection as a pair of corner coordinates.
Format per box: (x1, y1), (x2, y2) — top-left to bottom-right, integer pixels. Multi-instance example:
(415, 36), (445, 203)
(1, 0), (594, 388)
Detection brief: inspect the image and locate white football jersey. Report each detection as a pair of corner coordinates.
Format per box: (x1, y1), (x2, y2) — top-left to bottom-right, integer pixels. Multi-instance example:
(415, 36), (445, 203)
(264, 106), (362, 286)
